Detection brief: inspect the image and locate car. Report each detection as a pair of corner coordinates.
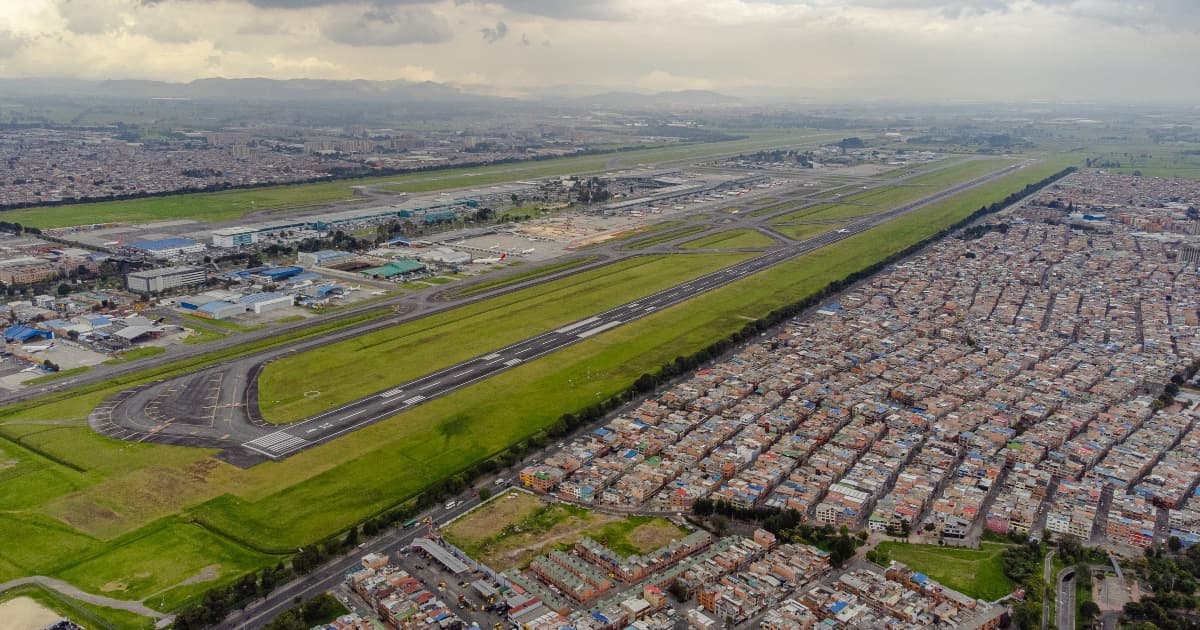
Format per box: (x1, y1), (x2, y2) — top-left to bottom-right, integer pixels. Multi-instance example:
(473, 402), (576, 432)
(445, 501), (459, 510)
(556, 442), (566, 448)
(494, 478), (506, 486)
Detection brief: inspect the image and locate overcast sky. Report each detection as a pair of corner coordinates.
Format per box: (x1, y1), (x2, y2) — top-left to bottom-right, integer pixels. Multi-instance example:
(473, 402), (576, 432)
(0, 0), (1197, 101)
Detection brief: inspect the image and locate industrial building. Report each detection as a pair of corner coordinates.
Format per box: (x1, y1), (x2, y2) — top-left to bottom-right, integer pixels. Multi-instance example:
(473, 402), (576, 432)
(297, 250), (357, 267)
(359, 260), (425, 280)
(126, 237), (206, 259)
(236, 292), (294, 314)
(211, 227), (259, 248)
(126, 265), (207, 294)
(415, 247), (472, 265)
(193, 300), (244, 320)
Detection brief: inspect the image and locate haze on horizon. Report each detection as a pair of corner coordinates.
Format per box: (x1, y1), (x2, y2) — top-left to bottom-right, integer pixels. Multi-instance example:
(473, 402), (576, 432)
(0, 0), (1198, 103)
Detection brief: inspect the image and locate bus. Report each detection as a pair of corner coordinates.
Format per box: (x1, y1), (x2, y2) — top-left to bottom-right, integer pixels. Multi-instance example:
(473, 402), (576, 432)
(403, 518), (418, 529)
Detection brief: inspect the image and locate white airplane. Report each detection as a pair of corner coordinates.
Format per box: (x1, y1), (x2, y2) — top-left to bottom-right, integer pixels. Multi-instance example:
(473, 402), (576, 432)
(346, 285), (362, 292)
(474, 252), (508, 264)
(520, 248), (536, 255)
(21, 365), (40, 373)
(23, 342), (55, 353)
(371, 290), (387, 296)
(836, 229), (851, 234)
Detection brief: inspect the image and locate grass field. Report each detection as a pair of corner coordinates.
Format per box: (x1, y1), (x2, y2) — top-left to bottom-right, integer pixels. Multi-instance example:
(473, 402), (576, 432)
(0, 584), (155, 630)
(103, 346), (166, 365)
(25, 367), (91, 385)
(182, 315), (264, 333)
(452, 256), (598, 297)
(442, 491), (687, 571)
(771, 203), (879, 223)
(623, 226), (709, 250)
(679, 229), (777, 249)
(258, 253), (750, 423)
(2, 130), (841, 229)
(0, 154), (1072, 613)
(181, 327), (226, 345)
(873, 541), (1015, 601)
(771, 222), (844, 241)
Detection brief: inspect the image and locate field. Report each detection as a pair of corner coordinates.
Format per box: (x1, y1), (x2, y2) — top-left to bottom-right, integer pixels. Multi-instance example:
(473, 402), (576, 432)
(0, 584), (154, 630)
(442, 491), (688, 571)
(257, 252), (750, 423)
(873, 541), (1015, 601)
(1088, 149), (1200, 180)
(0, 154), (1073, 617)
(772, 222), (843, 241)
(452, 256), (598, 297)
(623, 226), (709, 250)
(679, 229), (777, 249)
(102, 346), (166, 365)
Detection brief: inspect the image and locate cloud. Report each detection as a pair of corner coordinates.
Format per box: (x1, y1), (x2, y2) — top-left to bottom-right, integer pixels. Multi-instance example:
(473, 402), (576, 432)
(755, 0), (1200, 29)
(321, 5), (452, 45)
(456, 0), (627, 20)
(57, 0), (131, 34)
(0, 30), (26, 58)
(480, 20), (507, 42)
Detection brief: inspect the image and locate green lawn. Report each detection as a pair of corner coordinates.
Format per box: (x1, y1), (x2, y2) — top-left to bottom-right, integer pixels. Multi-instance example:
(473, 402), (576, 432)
(874, 541), (1015, 601)
(623, 226), (709, 250)
(679, 229), (777, 249)
(103, 346), (166, 365)
(0, 153), (1072, 612)
(257, 253), (749, 423)
(771, 203), (880, 223)
(181, 327), (226, 345)
(453, 256), (598, 297)
(0, 583), (156, 630)
(182, 315), (264, 333)
(772, 222), (843, 241)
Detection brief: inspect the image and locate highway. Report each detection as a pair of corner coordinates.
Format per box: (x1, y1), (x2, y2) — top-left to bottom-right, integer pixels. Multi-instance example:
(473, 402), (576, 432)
(1057, 567), (1076, 630)
(89, 158), (1032, 467)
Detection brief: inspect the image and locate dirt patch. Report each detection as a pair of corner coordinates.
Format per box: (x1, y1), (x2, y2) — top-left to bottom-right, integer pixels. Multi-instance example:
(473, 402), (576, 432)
(177, 564), (220, 587)
(0, 596), (62, 630)
(101, 580), (128, 593)
(443, 491), (544, 542)
(51, 498), (121, 531)
(626, 521), (687, 554)
(0, 459), (17, 471)
(490, 512), (622, 571)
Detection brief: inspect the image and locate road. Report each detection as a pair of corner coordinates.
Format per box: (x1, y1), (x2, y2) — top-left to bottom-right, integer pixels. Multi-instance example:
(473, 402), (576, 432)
(1057, 567), (1076, 630)
(89, 159), (1034, 467)
(1043, 551), (1054, 630)
(215, 495), (486, 630)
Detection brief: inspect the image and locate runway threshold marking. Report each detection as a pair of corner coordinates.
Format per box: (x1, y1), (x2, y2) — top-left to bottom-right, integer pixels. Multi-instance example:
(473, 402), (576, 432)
(554, 316), (600, 335)
(577, 320), (623, 339)
(244, 431), (311, 456)
(379, 387), (405, 399)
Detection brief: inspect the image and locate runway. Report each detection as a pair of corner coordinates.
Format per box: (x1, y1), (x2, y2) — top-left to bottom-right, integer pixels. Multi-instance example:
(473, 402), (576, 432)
(89, 159), (1030, 467)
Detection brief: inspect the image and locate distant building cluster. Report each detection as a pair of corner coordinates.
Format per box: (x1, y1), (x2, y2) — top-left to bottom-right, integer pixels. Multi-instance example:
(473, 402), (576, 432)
(0, 128), (343, 206)
(519, 172), (1200, 555)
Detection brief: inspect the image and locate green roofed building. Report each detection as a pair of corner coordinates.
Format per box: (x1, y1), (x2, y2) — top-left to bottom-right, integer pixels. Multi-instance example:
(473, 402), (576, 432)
(360, 260), (425, 279)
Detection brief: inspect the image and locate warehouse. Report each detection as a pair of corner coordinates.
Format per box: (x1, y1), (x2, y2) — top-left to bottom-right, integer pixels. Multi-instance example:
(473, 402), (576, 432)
(297, 249), (356, 267)
(211, 227), (258, 248)
(416, 247), (472, 265)
(194, 300), (244, 320)
(127, 237), (206, 259)
(360, 260), (425, 280)
(237, 292), (294, 315)
(126, 266), (207, 294)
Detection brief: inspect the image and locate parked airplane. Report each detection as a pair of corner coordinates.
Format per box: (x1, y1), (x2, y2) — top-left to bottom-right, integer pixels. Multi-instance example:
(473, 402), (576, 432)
(346, 285), (362, 292)
(474, 252), (508, 264)
(21, 365), (40, 373)
(520, 248), (536, 255)
(370, 290), (387, 296)
(23, 342), (55, 353)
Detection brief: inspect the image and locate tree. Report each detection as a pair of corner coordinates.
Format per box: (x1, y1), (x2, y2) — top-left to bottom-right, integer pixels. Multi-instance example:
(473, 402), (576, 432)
(1079, 601), (1100, 623)
(478, 487), (492, 501)
(56, 282), (71, 296)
